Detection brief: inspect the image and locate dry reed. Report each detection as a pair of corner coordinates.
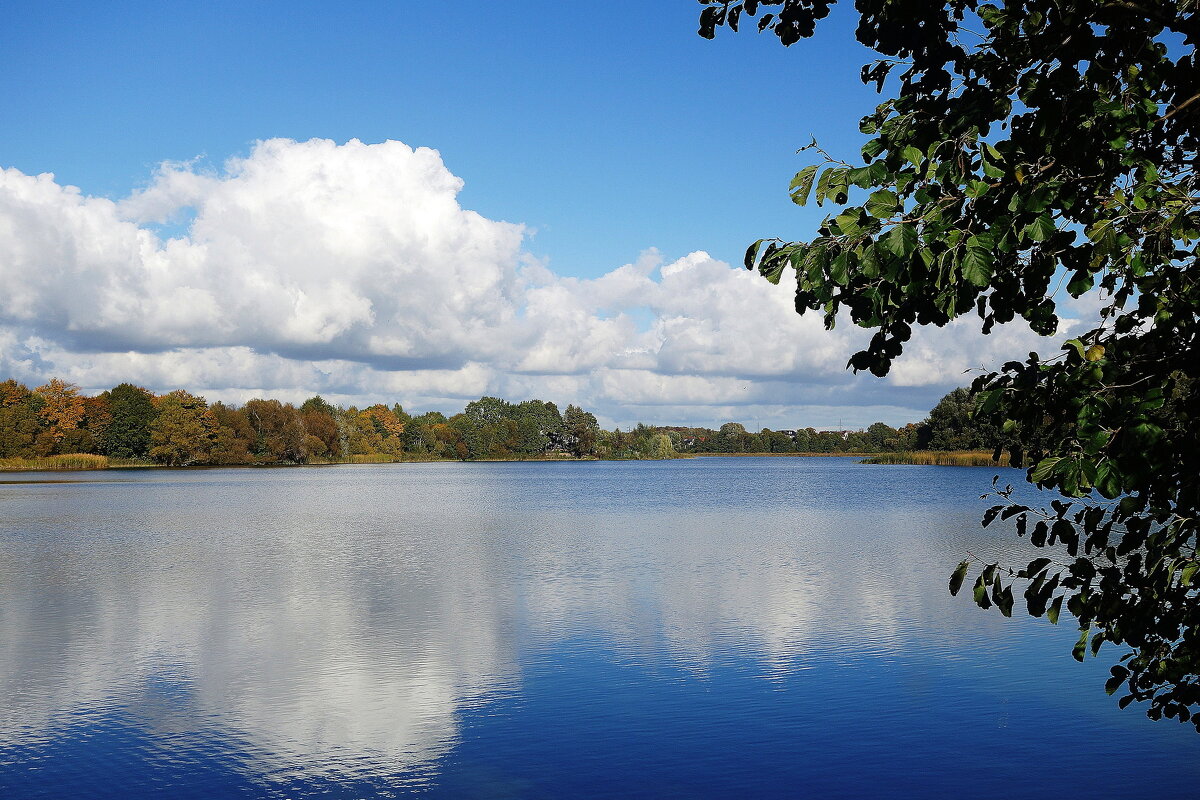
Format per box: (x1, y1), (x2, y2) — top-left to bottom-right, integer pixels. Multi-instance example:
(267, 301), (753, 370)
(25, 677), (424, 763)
(860, 450), (1011, 467)
(0, 453), (110, 471)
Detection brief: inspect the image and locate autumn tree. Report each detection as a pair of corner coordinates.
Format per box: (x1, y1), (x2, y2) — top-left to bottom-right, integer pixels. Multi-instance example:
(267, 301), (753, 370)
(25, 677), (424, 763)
(244, 399), (307, 463)
(210, 402), (255, 464)
(359, 404), (406, 455)
(300, 397), (341, 459)
(83, 395), (113, 453)
(403, 411), (449, 456)
(34, 379), (87, 453)
(701, 0), (1199, 726)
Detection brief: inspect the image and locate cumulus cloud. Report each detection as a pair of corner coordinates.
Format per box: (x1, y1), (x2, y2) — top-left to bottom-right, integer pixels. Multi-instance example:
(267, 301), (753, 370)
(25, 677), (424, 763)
(0, 138), (1091, 428)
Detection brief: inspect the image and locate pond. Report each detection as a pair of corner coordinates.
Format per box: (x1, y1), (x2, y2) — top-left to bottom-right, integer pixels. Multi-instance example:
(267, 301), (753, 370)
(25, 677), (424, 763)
(1, 457), (1196, 798)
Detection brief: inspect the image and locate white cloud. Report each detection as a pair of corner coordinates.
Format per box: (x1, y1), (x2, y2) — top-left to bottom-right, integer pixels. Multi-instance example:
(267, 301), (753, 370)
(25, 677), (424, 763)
(0, 138), (1092, 428)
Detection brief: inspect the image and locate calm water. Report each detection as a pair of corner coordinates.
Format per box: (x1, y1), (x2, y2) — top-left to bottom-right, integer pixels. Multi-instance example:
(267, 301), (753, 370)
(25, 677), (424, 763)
(1, 457), (1197, 798)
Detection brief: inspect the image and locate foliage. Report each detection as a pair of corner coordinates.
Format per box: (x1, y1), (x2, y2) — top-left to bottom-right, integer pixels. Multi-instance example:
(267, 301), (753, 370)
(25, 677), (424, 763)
(665, 420), (921, 455)
(104, 383), (157, 458)
(0, 380), (42, 458)
(209, 402), (255, 464)
(149, 391), (217, 466)
(244, 399), (307, 463)
(0, 377), (1026, 468)
(300, 398), (342, 459)
(35, 379), (87, 449)
(563, 404), (600, 457)
(0, 380), (591, 466)
(920, 387), (1001, 450)
(701, 0), (1199, 726)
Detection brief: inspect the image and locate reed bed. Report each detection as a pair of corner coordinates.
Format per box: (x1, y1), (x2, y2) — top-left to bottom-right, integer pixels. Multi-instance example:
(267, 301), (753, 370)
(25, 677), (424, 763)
(860, 450), (1010, 467)
(701, 451), (875, 457)
(343, 453), (404, 464)
(0, 453), (110, 471)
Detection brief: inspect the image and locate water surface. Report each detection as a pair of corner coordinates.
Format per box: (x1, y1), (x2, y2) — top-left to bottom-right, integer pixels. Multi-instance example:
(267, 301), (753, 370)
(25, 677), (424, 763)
(1, 458), (1196, 798)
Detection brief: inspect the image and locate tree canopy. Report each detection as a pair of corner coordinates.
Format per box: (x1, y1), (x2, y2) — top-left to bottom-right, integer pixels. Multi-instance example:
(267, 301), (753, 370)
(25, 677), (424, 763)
(700, 0), (1199, 727)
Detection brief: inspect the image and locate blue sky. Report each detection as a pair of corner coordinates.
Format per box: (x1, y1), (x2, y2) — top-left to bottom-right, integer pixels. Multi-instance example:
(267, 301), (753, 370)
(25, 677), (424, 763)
(0, 1), (1078, 429)
(2, 0), (880, 276)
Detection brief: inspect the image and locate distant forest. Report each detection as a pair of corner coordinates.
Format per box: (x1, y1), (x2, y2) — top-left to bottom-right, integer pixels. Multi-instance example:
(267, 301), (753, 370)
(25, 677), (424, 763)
(0, 379), (997, 466)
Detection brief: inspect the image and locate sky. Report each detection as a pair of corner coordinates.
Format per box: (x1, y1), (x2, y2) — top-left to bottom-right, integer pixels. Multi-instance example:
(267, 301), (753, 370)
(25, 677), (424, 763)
(0, 1), (1091, 429)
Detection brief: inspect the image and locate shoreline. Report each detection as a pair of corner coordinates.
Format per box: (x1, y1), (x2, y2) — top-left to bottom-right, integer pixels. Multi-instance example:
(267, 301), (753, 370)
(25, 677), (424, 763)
(1, 450), (1010, 472)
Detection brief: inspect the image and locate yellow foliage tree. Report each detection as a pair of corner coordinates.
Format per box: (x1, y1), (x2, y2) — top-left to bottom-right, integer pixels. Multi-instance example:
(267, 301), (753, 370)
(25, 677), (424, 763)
(35, 379), (86, 443)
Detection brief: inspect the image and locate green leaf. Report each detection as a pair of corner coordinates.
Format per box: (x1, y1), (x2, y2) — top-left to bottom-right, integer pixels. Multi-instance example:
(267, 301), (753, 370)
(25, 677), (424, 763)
(1025, 212), (1056, 242)
(789, 165), (819, 206)
(1047, 596), (1063, 625)
(949, 560), (970, 595)
(883, 224), (918, 258)
(997, 585), (1014, 617)
(1024, 557), (1052, 578)
(744, 239), (765, 270)
(965, 180), (991, 198)
(846, 166), (873, 189)
(974, 389), (1002, 415)
(1128, 422), (1164, 447)
(961, 245), (994, 287)
(859, 245), (881, 278)
(1031, 457), (1063, 483)
(973, 574), (992, 609)
(828, 253), (850, 285)
(1072, 629), (1089, 662)
(834, 210), (864, 237)
(902, 145), (924, 166)
(815, 167), (835, 205)
(966, 231), (996, 250)
(1095, 461), (1122, 498)
(760, 255), (788, 285)
(865, 189), (899, 219)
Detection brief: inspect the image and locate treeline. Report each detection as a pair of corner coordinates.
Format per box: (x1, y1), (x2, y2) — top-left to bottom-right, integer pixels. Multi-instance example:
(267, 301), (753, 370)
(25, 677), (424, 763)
(663, 387), (1000, 455)
(0, 379), (615, 466)
(0, 379), (997, 467)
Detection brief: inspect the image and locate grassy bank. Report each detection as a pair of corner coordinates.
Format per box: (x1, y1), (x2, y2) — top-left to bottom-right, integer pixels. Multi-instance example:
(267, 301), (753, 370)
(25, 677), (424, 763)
(6, 450), (942, 472)
(0, 452), (596, 471)
(0, 454), (111, 471)
(859, 450), (1010, 467)
(696, 451), (874, 458)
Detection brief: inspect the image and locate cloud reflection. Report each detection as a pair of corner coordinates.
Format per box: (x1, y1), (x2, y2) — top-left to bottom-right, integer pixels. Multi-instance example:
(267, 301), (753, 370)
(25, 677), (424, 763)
(0, 462), (1005, 778)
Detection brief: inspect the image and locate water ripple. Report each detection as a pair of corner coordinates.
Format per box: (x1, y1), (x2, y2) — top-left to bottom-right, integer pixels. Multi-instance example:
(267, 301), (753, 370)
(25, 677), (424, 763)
(0, 458), (1196, 798)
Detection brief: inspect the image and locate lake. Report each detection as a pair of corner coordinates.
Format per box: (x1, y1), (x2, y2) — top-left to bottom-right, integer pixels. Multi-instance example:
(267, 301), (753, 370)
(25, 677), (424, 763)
(1, 457), (1197, 798)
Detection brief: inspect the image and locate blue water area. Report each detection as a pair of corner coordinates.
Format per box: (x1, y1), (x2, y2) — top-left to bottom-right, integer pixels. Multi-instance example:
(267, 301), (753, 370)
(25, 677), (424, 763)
(1, 457), (1196, 798)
